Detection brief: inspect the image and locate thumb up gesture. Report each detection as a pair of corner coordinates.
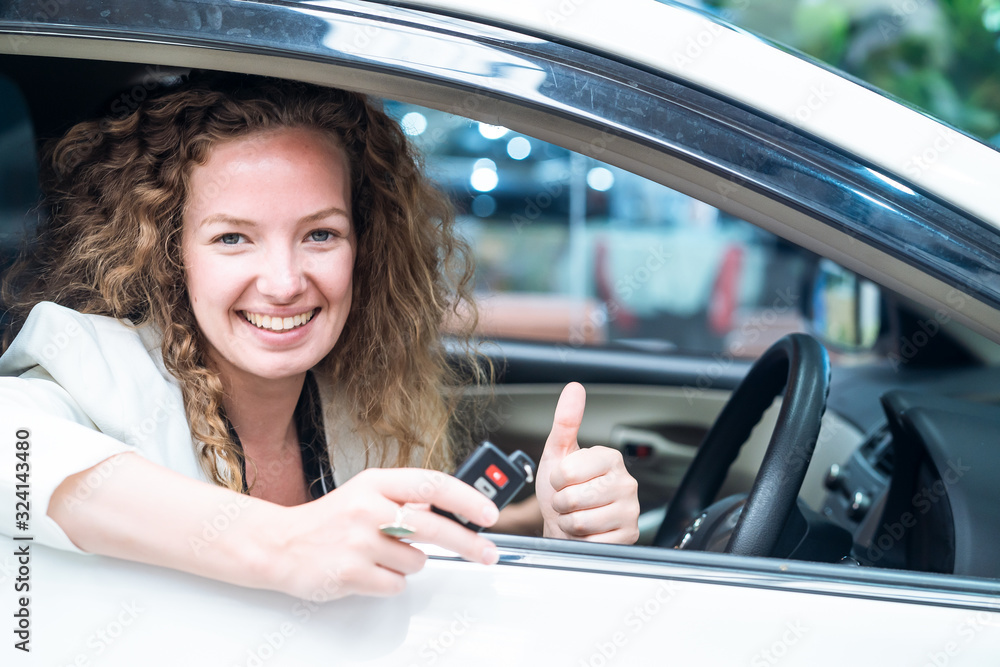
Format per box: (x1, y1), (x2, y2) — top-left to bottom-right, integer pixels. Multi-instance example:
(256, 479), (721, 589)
(535, 383), (640, 544)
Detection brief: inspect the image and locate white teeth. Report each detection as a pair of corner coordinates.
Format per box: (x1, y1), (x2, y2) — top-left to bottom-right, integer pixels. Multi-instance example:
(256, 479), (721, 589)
(242, 309), (315, 332)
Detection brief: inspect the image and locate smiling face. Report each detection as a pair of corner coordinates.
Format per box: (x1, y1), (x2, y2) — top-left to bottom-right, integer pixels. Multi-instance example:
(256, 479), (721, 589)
(181, 127), (356, 388)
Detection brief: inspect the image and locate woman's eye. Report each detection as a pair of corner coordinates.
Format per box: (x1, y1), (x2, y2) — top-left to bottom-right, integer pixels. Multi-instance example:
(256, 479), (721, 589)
(219, 233), (244, 245)
(309, 230), (333, 242)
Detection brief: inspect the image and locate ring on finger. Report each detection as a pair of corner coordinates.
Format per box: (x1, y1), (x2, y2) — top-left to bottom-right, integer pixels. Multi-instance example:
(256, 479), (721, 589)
(379, 503), (417, 538)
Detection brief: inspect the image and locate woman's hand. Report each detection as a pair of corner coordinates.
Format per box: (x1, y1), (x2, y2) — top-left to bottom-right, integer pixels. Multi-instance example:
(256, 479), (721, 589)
(266, 468), (500, 599)
(49, 455), (498, 602)
(535, 383), (640, 544)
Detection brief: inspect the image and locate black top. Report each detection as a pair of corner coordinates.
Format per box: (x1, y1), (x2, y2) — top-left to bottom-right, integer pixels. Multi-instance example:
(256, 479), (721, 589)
(226, 372), (335, 500)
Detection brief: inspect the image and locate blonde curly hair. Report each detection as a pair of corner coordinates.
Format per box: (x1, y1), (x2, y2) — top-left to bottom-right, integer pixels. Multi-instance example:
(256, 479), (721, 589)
(2, 72), (488, 492)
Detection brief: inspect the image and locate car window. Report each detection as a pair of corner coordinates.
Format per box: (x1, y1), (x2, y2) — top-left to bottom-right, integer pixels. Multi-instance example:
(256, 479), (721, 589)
(0, 73), (38, 248)
(387, 101), (815, 359)
(0, 74), (38, 335)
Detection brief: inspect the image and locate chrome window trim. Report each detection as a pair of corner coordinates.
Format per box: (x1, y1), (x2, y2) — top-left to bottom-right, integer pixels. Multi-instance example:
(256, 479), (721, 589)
(458, 535), (1000, 612)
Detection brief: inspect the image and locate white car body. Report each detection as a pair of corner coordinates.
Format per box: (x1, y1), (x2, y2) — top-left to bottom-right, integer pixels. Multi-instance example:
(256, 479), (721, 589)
(9, 542), (999, 666)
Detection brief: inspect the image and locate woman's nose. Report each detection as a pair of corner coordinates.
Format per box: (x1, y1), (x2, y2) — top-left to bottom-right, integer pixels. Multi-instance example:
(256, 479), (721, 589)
(257, 248), (307, 302)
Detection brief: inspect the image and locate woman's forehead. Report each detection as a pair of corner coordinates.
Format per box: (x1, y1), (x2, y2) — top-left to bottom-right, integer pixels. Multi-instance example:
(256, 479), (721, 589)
(198, 125), (350, 167)
(183, 127), (353, 226)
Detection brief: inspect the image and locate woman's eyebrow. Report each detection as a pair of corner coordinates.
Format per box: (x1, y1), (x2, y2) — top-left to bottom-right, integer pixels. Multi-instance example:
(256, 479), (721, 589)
(198, 207), (351, 228)
(299, 206), (351, 225)
(198, 214), (257, 228)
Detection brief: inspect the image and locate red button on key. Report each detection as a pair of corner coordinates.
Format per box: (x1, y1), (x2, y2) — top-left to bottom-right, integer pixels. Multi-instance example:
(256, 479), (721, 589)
(486, 464), (508, 488)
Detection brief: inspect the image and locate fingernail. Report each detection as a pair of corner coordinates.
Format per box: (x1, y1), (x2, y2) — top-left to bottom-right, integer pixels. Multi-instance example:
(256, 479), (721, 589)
(481, 544), (498, 565)
(481, 504), (499, 526)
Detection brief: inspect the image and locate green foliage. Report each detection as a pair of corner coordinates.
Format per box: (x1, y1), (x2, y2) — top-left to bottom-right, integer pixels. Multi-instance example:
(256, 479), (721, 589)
(704, 0), (1000, 144)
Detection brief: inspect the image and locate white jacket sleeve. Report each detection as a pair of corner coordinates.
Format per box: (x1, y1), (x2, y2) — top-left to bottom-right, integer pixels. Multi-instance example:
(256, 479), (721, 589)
(0, 374), (135, 553)
(0, 302), (206, 553)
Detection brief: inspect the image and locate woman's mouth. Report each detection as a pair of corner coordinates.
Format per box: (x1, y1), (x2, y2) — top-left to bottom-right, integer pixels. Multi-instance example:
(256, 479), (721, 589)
(241, 308), (317, 332)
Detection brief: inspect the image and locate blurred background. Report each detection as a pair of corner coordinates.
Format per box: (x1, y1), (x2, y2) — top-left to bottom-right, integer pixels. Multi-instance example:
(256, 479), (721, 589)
(691, 0), (1000, 146)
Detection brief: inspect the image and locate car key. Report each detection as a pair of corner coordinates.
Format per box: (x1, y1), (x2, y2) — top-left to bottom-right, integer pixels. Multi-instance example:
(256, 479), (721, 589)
(433, 441), (536, 531)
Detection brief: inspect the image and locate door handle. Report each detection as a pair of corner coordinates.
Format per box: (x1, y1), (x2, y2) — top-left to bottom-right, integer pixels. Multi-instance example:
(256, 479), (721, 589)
(610, 425), (699, 463)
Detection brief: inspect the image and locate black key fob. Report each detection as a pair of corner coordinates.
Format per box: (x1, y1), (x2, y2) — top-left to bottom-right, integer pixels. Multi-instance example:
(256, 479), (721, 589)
(433, 441), (536, 531)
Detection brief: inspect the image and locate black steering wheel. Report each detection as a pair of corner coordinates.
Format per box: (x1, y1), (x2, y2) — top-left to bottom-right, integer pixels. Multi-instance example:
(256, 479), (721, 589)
(653, 333), (830, 555)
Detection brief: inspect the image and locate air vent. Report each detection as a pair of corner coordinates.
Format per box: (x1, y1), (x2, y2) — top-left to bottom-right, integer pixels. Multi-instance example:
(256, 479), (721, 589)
(861, 422), (894, 479)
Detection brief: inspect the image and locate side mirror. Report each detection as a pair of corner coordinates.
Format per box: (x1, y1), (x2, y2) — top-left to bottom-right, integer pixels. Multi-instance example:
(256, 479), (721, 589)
(805, 259), (883, 351)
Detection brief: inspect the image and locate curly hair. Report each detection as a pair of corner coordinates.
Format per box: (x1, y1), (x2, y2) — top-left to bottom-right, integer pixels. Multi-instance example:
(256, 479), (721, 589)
(2, 72), (489, 492)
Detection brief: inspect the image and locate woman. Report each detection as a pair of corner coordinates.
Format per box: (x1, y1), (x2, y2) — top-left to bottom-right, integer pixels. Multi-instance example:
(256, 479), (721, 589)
(0, 72), (638, 599)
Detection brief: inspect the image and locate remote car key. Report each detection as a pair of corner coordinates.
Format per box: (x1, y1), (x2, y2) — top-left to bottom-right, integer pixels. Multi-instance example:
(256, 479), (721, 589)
(433, 441), (536, 531)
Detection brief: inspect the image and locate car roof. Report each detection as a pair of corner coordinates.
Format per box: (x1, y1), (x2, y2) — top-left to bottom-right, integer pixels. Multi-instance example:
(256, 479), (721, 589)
(386, 0), (1000, 229)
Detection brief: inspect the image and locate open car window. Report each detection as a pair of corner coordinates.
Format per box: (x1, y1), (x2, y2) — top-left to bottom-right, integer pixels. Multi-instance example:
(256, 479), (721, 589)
(390, 101), (823, 359)
(0, 74), (37, 247)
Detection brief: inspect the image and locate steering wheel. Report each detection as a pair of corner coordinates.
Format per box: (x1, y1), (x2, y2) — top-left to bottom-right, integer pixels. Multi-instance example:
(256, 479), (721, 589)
(653, 333), (830, 555)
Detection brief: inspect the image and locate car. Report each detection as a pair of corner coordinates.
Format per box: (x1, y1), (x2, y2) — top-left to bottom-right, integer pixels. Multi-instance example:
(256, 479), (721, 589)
(2, 0), (1000, 664)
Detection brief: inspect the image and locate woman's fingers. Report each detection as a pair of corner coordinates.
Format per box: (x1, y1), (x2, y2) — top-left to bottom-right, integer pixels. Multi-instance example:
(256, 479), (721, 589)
(549, 476), (614, 514)
(340, 563), (408, 598)
(546, 502), (636, 539)
(359, 468), (500, 529)
(549, 447), (637, 513)
(548, 445), (625, 492)
(274, 467), (505, 599)
(542, 446), (640, 544)
(341, 469), (500, 565)
(375, 530), (429, 576)
(378, 503), (499, 566)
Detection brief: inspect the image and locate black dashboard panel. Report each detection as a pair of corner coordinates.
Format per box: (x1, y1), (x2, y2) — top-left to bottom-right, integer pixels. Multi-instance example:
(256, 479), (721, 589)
(872, 391), (1000, 578)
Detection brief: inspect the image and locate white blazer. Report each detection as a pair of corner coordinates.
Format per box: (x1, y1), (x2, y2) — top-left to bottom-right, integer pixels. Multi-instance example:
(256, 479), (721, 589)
(0, 302), (385, 553)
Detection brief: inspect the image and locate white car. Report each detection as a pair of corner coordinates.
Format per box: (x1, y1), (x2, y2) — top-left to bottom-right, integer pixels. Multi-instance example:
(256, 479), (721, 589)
(1, 1), (999, 665)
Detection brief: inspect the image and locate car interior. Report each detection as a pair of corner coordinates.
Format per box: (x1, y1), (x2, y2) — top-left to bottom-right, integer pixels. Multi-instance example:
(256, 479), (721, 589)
(3, 53), (999, 584)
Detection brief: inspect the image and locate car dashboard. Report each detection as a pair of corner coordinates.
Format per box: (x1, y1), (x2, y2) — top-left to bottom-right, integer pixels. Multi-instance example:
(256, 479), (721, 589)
(821, 379), (1000, 579)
